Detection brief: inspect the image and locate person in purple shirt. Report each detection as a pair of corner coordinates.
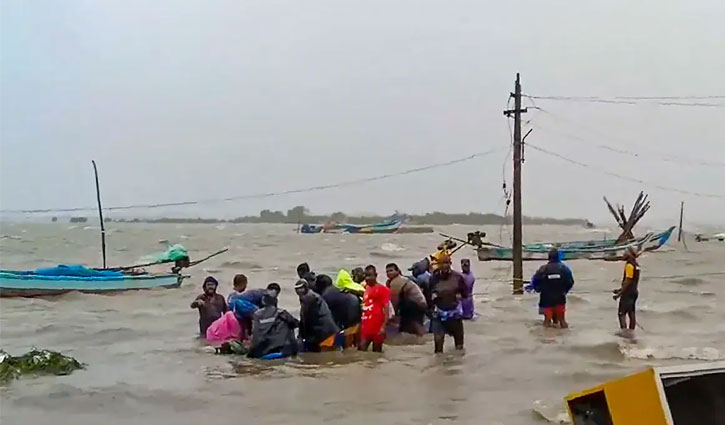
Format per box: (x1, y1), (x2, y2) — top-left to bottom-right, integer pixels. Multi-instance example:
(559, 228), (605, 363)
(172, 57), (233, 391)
(460, 259), (476, 320)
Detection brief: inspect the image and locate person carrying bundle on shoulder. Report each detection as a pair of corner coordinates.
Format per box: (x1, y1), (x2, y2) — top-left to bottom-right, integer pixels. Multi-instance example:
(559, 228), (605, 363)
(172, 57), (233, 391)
(427, 255), (469, 353)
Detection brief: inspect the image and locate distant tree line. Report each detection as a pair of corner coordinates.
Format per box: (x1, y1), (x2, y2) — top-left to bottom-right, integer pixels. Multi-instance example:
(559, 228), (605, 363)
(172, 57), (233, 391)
(110, 205), (587, 226)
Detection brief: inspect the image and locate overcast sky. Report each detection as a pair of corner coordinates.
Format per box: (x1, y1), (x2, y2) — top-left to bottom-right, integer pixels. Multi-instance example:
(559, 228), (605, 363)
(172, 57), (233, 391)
(2, 1), (724, 225)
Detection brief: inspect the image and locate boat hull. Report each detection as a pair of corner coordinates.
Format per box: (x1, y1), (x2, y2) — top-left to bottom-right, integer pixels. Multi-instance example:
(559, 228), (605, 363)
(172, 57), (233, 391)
(0, 273), (183, 298)
(477, 227), (674, 261)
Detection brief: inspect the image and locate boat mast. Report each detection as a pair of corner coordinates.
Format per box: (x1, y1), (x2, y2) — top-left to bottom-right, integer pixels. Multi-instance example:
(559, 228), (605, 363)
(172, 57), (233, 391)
(504, 73), (527, 294)
(92, 160), (107, 269)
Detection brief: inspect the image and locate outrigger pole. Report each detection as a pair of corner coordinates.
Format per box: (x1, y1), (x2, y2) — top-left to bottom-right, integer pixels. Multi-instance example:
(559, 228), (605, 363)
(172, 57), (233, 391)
(504, 73), (527, 294)
(91, 160), (107, 269)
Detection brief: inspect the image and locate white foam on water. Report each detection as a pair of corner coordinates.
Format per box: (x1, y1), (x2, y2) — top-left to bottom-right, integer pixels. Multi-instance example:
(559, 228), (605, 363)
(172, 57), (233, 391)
(381, 242), (405, 252)
(620, 345), (722, 361)
(532, 400), (571, 424)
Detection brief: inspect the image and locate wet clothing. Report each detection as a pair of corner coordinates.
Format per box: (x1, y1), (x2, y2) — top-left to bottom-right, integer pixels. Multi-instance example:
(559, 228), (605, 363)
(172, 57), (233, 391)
(238, 288), (266, 307)
(618, 291), (639, 314)
(334, 269), (366, 296)
(542, 304), (566, 321)
(430, 316), (464, 346)
(206, 311), (243, 344)
(298, 291), (340, 351)
(320, 285), (361, 329)
(192, 293), (228, 337)
(248, 305), (299, 359)
(530, 262), (574, 308)
(619, 260), (640, 314)
(360, 283), (390, 341)
(428, 270), (469, 311)
(387, 275), (427, 334)
(461, 271), (476, 319)
(428, 271), (468, 343)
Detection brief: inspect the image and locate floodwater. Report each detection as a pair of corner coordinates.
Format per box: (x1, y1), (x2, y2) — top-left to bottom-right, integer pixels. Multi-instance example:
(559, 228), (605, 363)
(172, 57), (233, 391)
(1, 222), (723, 425)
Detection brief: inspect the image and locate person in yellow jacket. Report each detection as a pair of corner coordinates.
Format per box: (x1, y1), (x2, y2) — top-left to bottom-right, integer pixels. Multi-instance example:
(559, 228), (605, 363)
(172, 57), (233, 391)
(334, 268), (366, 297)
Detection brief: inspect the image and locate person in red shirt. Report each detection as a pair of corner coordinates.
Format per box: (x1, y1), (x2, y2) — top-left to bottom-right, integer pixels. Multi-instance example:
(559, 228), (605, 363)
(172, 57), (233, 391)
(358, 264), (390, 353)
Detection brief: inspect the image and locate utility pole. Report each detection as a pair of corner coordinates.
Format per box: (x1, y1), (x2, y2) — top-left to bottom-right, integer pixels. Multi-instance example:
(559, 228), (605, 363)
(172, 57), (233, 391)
(677, 201), (684, 242)
(504, 73), (527, 294)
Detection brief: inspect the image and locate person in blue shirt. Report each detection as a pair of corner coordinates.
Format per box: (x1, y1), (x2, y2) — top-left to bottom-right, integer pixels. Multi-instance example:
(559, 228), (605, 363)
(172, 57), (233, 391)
(527, 248), (574, 328)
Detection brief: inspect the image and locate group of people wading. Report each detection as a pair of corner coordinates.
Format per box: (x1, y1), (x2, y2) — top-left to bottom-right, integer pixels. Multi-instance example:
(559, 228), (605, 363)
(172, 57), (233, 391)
(191, 243), (642, 359)
(191, 251), (477, 358)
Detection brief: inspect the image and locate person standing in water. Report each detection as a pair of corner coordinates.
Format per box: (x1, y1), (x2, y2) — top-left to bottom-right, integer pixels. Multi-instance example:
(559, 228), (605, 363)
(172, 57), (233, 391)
(530, 248), (574, 328)
(460, 259), (476, 320)
(295, 279), (339, 352)
(359, 265), (390, 352)
(190, 276), (228, 337)
(248, 289), (300, 359)
(385, 263), (427, 336)
(613, 248), (640, 330)
(428, 255), (469, 353)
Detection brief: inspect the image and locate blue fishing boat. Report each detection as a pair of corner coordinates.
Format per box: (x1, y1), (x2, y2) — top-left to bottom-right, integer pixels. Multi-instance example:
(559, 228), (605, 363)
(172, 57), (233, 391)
(477, 227), (675, 262)
(341, 219), (403, 234)
(300, 218), (404, 234)
(522, 226), (676, 252)
(0, 266), (181, 297)
(0, 161), (227, 298)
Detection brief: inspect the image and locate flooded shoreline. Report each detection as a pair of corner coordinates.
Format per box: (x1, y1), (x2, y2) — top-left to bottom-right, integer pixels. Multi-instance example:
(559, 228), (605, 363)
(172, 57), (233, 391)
(1, 222), (723, 424)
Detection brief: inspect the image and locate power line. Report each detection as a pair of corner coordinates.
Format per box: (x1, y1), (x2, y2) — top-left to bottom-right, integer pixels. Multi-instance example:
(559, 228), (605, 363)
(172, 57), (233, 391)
(526, 94), (725, 108)
(525, 103), (725, 168)
(534, 123), (725, 169)
(1, 147), (505, 214)
(526, 143), (725, 200)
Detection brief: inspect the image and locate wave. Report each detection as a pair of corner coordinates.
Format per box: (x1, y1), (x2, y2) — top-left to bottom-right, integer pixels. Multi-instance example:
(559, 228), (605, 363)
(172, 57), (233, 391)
(569, 341), (624, 361)
(621, 345), (722, 361)
(369, 251), (402, 259)
(673, 277), (704, 286)
(380, 243), (405, 252)
(219, 260), (263, 270)
(532, 400), (571, 424)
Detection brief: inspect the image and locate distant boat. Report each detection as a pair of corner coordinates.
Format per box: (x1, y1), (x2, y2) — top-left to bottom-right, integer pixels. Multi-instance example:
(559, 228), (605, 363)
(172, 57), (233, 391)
(300, 218), (404, 234)
(69, 217), (88, 223)
(477, 227), (675, 261)
(341, 219), (403, 234)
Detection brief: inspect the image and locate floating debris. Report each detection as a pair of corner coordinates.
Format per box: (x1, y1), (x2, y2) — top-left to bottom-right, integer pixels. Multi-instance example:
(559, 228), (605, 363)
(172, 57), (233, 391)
(0, 349), (85, 383)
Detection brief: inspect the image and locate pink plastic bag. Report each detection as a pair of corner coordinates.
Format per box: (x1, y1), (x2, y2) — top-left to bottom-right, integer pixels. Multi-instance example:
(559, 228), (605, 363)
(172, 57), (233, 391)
(205, 311), (242, 344)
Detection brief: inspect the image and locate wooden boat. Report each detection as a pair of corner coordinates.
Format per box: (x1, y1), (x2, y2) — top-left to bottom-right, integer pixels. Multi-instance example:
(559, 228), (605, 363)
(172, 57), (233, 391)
(300, 219), (404, 234)
(343, 219), (403, 234)
(523, 226), (676, 252)
(565, 361), (725, 424)
(0, 269), (182, 298)
(0, 161), (225, 298)
(477, 228), (674, 261)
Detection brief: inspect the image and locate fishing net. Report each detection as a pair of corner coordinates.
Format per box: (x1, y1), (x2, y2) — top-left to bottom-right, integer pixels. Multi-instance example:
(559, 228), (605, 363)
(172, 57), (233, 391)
(141, 244), (189, 264)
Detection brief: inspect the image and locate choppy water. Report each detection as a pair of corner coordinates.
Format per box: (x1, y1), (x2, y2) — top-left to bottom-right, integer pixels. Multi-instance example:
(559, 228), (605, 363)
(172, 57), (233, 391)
(1, 222), (723, 425)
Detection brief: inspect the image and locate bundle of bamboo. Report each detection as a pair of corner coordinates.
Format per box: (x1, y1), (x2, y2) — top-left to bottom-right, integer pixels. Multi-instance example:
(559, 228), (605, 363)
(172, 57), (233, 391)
(603, 191), (651, 244)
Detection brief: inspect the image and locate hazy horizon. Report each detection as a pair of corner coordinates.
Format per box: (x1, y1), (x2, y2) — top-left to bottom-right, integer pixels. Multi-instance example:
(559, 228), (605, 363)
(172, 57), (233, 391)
(2, 1), (724, 226)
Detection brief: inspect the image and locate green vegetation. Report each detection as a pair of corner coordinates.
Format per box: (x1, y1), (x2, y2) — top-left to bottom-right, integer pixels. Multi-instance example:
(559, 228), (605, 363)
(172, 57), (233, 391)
(112, 206), (587, 226)
(0, 349), (85, 383)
